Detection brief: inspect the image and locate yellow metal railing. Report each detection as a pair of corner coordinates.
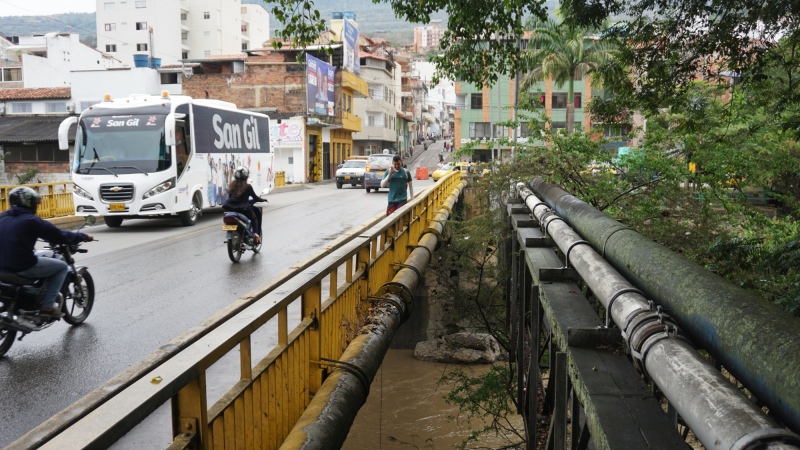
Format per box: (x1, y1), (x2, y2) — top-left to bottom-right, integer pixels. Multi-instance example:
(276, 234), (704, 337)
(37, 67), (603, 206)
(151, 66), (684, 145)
(0, 182), (74, 218)
(17, 172), (465, 450)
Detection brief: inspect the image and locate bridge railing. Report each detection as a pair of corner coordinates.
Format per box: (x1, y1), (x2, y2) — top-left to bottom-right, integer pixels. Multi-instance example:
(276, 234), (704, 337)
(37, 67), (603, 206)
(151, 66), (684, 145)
(11, 171), (465, 450)
(0, 182), (74, 218)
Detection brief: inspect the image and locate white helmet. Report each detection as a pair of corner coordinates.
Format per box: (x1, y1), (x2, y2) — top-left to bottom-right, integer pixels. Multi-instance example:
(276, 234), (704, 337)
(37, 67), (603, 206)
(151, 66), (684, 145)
(234, 166), (249, 180)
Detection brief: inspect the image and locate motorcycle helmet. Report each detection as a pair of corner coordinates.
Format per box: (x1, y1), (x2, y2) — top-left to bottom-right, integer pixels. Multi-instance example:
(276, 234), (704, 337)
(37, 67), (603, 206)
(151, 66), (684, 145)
(234, 166), (249, 180)
(8, 186), (41, 211)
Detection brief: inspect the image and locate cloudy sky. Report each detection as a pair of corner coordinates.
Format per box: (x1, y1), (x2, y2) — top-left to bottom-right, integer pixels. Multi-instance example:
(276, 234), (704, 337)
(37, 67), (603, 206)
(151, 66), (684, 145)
(0, 0), (96, 16)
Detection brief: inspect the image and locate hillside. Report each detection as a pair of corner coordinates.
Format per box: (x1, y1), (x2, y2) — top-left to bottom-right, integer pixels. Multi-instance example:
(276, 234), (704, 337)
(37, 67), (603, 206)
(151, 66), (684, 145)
(0, 0), (557, 50)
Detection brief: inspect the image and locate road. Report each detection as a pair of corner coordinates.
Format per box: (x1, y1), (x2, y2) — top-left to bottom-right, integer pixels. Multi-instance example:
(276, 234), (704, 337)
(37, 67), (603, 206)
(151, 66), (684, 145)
(0, 139), (452, 448)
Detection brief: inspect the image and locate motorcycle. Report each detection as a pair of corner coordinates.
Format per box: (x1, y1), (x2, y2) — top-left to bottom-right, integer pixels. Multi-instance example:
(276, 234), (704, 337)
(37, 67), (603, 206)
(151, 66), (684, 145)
(0, 216), (97, 358)
(222, 203), (263, 263)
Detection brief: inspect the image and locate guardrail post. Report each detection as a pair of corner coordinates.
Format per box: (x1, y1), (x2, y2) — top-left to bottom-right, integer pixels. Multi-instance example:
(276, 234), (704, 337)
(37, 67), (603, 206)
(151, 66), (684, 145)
(302, 282), (322, 399)
(171, 373), (208, 448)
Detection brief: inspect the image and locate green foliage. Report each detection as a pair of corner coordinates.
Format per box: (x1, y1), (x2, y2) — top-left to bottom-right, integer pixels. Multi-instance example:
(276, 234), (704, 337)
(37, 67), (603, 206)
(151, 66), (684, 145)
(15, 168), (39, 185)
(0, 13), (96, 46)
(440, 365), (525, 449)
(560, 0), (800, 114)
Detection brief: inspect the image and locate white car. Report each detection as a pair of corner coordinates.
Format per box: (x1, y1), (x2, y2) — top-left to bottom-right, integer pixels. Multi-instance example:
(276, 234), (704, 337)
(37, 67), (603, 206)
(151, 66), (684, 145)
(335, 160), (367, 188)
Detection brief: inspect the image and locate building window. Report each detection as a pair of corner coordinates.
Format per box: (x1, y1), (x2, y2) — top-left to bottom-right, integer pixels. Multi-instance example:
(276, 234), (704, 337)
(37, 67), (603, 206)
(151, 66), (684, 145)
(494, 125), (509, 138)
(368, 116), (375, 127)
(160, 73), (179, 84)
(241, 24), (248, 32)
(469, 122), (491, 138)
(203, 50), (211, 57)
(106, 44), (117, 52)
(137, 43), (148, 51)
(574, 92), (582, 108)
(181, 13), (187, 20)
(104, 23), (116, 31)
(241, 43), (248, 50)
(4, 144), (69, 163)
(203, 11), (210, 19)
(181, 31), (188, 40)
(203, 31), (210, 37)
(0, 67), (22, 82)
(46, 102), (67, 113)
(182, 51), (188, 59)
(104, 2), (115, 10)
(470, 93), (482, 109)
(135, 0), (146, 8)
(552, 93), (567, 109)
(519, 122), (536, 137)
(136, 22), (148, 30)
(11, 102), (32, 113)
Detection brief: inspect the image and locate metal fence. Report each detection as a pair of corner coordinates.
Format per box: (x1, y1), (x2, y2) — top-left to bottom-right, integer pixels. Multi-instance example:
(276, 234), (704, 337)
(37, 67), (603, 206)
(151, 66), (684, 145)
(0, 182), (74, 218)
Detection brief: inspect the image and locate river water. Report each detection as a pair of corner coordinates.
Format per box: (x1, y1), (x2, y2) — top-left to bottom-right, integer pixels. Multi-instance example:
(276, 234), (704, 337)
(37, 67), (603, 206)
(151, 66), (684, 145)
(342, 349), (496, 450)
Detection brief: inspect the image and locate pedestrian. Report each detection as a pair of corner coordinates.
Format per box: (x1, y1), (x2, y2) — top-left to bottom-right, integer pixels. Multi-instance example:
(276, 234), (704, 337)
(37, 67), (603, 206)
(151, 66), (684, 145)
(380, 155), (414, 215)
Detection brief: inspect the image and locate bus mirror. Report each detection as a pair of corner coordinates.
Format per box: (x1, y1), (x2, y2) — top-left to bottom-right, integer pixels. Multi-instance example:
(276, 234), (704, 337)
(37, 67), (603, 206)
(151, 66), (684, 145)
(58, 116), (78, 150)
(165, 113), (177, 146)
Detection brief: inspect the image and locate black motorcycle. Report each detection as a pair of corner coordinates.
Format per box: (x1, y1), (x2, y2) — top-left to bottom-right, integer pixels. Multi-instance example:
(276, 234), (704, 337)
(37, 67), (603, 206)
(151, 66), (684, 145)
(0, 216), (96, 357)
(222, 207), (262, 263)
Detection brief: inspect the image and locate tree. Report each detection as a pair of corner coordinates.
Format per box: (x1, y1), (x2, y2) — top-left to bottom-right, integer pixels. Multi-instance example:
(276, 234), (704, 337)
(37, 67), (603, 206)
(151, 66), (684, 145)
(560, 0), (800, 114)
(520, 18), (618, 133)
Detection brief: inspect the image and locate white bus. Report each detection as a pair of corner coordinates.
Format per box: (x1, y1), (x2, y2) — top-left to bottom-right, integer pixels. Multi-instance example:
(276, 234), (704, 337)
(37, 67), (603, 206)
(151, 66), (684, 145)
(59, 92), (274, 227)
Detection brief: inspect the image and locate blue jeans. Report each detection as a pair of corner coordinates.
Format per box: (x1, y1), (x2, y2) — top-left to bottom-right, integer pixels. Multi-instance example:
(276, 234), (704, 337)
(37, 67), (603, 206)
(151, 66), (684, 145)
(17, 257), (68, 309)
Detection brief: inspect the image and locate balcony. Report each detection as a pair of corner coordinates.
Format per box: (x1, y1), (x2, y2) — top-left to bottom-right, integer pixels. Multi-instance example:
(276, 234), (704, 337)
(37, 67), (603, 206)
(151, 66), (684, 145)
(341, 71), (368, 96)
(339, 110), (362, 132)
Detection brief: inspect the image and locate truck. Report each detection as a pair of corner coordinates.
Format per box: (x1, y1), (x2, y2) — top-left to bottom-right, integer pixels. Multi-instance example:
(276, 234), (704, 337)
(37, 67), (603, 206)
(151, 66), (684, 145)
(58, 92), (273, 227)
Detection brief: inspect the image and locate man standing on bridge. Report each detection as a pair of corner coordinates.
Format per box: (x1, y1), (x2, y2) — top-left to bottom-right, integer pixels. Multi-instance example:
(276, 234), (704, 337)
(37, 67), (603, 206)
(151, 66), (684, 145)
(380, 155), (414, 215)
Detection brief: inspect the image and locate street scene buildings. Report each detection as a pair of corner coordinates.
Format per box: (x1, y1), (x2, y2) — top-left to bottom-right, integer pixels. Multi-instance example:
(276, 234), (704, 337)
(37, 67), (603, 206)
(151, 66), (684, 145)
(0, 0), (617, 185)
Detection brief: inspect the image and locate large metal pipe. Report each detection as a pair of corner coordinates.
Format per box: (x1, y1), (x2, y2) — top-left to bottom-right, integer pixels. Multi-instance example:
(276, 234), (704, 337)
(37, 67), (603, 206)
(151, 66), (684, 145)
(280, 182), (466, 449)
(529, 178), (800, 433)
(516, 183), (800, 449)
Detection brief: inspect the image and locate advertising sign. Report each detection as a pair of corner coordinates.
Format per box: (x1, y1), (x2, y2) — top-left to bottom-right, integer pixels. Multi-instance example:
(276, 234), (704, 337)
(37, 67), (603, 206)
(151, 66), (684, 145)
(306, 54), (335, 117)
(343, 18), (360, 75)
(192, 105), (271, 154)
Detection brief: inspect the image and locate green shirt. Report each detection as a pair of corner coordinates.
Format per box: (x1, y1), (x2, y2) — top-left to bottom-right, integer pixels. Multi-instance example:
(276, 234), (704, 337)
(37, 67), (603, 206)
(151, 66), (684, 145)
(383, 168), (411, 203)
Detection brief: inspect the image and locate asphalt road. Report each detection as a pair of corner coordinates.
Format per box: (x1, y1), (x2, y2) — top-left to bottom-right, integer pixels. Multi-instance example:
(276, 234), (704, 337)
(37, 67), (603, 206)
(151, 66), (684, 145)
(0, 149), (453, 448)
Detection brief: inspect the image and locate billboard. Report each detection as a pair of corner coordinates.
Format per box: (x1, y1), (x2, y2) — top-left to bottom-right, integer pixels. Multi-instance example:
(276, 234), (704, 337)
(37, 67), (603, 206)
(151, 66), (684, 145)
(343, 18), (360, 75)
(306, 54), (335, 117)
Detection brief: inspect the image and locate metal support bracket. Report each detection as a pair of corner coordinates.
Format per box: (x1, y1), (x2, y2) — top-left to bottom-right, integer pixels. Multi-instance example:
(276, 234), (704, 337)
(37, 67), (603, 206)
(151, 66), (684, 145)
(567, 327), (624, 349)
(564, 240), (591, 269)
(314, 357), (372, 396)
(538, 267), (581, 283)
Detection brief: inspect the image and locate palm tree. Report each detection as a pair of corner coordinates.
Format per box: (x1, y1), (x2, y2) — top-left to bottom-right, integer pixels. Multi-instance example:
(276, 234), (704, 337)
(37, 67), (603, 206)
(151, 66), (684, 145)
(521, 19), (618, 134)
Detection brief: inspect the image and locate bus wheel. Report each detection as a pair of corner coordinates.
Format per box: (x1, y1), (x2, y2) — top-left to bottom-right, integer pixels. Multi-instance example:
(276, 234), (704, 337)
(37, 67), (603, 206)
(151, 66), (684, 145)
(179, 194), (201, 226)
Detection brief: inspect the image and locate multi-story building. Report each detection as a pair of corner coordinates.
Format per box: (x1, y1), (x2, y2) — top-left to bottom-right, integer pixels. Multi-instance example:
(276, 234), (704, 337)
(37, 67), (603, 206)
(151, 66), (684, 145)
(413, 21), (444, 53)
(95, 0), (270, 67)
(352, 37), (401, 155)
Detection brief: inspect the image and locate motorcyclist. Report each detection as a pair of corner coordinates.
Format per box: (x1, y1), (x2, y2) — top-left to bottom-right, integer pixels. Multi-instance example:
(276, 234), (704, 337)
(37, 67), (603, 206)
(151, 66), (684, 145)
(222, 166), (267, 243)
(0, 186), (94, 318)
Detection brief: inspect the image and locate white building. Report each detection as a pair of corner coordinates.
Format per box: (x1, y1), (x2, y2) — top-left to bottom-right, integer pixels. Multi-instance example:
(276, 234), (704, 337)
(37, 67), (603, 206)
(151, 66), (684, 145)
(352, 49), (400, 155)
(95, 0), (270, 67)
(0, 33), (123, 90)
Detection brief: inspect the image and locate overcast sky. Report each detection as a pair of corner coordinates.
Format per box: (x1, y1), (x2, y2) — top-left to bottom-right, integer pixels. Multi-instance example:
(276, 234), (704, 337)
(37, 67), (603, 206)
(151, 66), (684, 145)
(0, 0), (96, 17)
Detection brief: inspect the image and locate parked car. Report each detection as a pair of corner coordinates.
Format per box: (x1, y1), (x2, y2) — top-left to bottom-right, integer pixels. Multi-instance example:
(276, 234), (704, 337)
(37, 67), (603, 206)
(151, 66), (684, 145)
(364, 151), (395, 193)
(335, 159), (367, 188)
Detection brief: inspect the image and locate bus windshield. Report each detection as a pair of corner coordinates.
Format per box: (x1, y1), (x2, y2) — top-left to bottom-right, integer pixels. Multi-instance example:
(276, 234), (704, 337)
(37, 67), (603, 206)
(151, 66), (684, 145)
(75, 114), (171, 175)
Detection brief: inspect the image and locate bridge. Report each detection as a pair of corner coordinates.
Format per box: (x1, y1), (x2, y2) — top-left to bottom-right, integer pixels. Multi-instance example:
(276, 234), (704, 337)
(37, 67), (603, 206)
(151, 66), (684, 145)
(5, 172), (800, 449)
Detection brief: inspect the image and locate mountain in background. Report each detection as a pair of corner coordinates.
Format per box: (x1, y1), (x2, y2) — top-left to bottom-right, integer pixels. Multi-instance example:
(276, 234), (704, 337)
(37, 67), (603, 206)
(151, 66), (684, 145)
(0, 0), (557, 51)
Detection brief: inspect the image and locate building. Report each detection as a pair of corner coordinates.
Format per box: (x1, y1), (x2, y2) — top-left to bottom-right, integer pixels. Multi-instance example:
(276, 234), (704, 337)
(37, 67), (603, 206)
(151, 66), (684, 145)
(351, 36), (403, 156)
(181, 43), (369, 183)
(413, 21), (444, 53)
(95, 0), (270, 67)
(0, 33), (123, 90)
